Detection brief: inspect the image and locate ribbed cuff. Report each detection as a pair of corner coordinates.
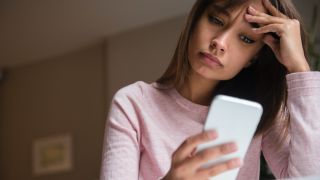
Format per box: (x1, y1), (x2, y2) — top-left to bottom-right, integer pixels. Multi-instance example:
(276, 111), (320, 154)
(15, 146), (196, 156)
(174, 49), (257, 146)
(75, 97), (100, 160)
(286, 71), (320, 96)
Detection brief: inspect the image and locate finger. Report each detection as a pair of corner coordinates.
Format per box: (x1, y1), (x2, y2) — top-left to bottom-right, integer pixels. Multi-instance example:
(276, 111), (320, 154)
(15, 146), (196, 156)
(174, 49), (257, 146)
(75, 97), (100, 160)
(245, 13), (284, 25)
(182, 142), (238, 170)
(197, 158), (242, 178)
(247, 6), (285, 23)
(172, 130), (218, 163)
(247, 6), (266, 17)
(264, 34), (278, 46)
(253, 24), (284, 37)
(247, 5), (277, 19)
(263, 34), (280, 56)
(262, 0), (287, 18)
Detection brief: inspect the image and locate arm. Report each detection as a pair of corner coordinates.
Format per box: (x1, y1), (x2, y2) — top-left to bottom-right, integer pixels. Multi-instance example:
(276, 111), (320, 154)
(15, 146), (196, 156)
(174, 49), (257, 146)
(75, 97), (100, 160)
(262, 72), (320, 178)
(100, 91), (141, 180)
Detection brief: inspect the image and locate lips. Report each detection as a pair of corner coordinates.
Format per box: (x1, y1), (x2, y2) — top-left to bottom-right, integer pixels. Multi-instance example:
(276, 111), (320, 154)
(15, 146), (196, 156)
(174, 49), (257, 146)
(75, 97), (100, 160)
(200, 52), (223, 66)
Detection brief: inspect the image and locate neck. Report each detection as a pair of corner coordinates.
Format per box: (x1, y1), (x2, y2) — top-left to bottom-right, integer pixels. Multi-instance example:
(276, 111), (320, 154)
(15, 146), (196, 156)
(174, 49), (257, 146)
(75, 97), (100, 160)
(177, 71), (220, 106)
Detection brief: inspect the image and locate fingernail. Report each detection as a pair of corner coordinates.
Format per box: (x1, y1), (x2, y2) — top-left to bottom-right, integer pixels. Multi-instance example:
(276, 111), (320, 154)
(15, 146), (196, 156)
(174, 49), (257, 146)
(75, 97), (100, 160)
(249, 6), (255, 11)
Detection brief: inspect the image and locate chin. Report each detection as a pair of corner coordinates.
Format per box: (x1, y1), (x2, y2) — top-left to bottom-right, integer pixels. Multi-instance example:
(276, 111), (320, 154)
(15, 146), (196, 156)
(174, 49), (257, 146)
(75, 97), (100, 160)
(194, 68), (223, 81)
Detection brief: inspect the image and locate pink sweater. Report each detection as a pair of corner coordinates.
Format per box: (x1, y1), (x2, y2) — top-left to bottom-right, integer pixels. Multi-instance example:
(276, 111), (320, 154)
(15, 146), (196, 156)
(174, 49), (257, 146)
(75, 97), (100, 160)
(100, 72), (320, 180)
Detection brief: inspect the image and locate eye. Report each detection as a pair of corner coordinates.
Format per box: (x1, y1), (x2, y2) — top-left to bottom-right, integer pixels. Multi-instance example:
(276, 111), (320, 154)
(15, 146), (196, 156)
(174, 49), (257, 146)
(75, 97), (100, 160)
(240, 35), (256, 44)
(208, 15), (224, 26)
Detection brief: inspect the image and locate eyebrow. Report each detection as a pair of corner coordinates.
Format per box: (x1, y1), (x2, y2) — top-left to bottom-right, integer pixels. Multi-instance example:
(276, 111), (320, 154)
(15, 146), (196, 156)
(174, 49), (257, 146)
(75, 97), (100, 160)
(210, 4), (260, 29)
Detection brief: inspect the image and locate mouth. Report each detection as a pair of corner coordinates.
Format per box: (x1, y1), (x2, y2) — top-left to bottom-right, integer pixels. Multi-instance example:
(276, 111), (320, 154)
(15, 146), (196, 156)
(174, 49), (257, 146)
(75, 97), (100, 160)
(199, 52), (223, 67)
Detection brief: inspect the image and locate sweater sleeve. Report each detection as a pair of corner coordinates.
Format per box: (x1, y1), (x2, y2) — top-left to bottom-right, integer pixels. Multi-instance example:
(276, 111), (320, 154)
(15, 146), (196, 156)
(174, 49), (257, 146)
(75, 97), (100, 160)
(261, 71), (320, 178)
(100, 89), (141, 180)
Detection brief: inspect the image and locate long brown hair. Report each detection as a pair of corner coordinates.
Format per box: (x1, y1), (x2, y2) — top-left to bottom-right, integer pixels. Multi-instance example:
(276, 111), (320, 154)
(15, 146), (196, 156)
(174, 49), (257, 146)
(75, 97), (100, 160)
(157, 0), (309, 138)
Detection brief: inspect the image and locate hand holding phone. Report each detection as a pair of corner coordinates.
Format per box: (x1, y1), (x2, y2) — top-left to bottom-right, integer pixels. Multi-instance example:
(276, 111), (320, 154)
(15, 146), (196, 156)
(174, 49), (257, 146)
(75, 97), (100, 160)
(196, 95), (263, 179)
(163, 130), (242, 180)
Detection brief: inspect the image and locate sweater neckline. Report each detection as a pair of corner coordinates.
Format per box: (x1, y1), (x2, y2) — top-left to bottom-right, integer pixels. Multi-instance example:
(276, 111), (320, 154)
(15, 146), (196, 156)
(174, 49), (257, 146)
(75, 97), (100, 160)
(152, 82), (209, 114)
(169, 87), (209, 114)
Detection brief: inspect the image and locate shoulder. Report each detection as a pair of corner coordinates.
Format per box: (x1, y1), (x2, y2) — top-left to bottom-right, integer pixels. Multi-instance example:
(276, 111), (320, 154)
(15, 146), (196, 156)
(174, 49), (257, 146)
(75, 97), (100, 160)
(114, 81), (151, 99)
(112, 81), (167, 105)
(112, 81), (173, 107)
(115, 80), (171, 96)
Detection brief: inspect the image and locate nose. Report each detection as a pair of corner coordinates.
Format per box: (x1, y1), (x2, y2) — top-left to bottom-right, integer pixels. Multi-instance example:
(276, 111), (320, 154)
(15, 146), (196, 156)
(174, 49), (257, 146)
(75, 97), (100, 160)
(210, 31), (229, 54)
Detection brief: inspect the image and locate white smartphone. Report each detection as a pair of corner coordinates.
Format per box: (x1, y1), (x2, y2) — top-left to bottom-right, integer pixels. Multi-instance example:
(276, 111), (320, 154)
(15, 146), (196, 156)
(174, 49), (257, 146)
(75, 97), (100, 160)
(196, 95), (263, 180)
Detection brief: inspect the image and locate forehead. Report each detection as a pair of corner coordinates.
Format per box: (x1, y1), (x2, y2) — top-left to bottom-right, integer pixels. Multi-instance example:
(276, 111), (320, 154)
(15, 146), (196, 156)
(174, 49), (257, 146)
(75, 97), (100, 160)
(209, 0), (267, 16)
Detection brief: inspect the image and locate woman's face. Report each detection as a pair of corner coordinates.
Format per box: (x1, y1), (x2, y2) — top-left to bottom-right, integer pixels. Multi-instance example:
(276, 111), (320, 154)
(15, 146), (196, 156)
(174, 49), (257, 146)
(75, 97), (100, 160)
(188, 0), (267, 80)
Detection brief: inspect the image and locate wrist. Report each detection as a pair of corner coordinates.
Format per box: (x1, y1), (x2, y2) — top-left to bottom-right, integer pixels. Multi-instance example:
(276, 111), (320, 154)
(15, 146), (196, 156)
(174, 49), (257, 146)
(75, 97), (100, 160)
(287, 61), (310, 73)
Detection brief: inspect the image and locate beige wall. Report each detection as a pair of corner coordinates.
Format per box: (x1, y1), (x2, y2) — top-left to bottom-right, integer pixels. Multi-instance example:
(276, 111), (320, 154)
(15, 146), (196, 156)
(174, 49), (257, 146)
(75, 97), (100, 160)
(0, 43), (107, 180)
(106, 15), (186, 101)
(292, 0), (320, 25)
(0, 75), (5, 177)
(0, 15), (186, 180)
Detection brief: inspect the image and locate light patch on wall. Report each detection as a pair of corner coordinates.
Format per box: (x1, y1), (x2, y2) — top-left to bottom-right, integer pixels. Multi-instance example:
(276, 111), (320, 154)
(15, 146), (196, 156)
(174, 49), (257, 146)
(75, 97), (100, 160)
(32, 134), (73, 176)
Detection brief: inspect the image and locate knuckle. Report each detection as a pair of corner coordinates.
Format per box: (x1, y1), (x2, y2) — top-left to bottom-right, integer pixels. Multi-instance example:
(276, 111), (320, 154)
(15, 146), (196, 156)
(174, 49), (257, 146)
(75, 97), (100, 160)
(209, 167), (219, 176)
(184, 137), (194, 146)
(288, 19), (299, 27)
(228, 158), (242, 168)
(221, 143), (236, 153)
(190, 133), (210, 144)
(265, 16), (271, 22)
(198, 148), (218, 161)
(221, 144), (229, 153)
(216, 146), (225, 155)
(258, 16), (265, 22)
(202, 132), (212, 140)
(292, 19), (300, 25)
(172, 151), (179, 161)
(227, 160), (237, 169)
(180, 138), (192, 150)
(266, 15), (274, 21)
(198, 151), (210, 161)
(220, 144), (232, 154)
(209, 165), (225, 176)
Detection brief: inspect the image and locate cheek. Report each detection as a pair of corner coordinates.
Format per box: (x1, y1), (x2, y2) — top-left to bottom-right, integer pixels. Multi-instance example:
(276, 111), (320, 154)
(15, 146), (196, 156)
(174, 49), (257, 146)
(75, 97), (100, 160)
(188, 32), (198, 55)
(189, 35), (202, 52)
(189, 21), (212, 50)
(188, 33), (202, 62)
(229, 43), (263, 66)
(224, 49), (256, 76)
(231, 51), (252, 65)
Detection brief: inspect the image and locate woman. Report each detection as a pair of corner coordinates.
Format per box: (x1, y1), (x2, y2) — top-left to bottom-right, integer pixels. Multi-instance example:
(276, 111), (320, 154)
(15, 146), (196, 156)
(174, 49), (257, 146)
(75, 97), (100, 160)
(100, 0), (320, 179)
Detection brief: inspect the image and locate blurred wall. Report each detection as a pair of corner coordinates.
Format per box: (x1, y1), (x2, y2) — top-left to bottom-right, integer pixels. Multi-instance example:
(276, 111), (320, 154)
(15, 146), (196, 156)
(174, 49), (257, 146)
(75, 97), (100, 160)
(0, 15), (186, 180)
(0, 43), (107, 180)
(293, 0), (319, 26)
(106, 15), (186, 101)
